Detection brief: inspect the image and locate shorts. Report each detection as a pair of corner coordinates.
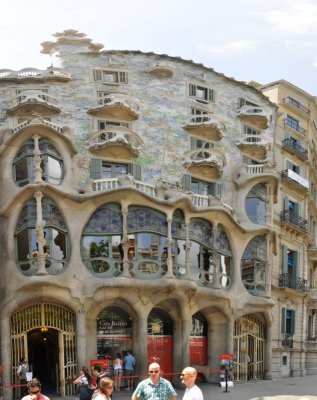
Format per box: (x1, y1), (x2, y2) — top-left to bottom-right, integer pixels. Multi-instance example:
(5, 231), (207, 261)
(114, 369), (123, 376)
(125, 369), (134, 376)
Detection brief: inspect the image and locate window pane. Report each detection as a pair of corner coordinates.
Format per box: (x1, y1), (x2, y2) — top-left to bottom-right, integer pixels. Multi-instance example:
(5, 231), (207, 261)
(17, 230), (30, 261)
(46, 156), (62, 182)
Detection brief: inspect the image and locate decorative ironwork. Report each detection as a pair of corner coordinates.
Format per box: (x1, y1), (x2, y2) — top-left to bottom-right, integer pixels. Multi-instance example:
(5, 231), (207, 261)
(282, 138), (308, 160)
(280, 210), (308, 231)
(281, 333), (293, 348)
(279, 273), (307, 292)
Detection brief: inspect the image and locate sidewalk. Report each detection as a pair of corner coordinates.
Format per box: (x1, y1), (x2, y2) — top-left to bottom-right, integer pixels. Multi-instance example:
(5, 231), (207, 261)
(50, 375), (317, 400)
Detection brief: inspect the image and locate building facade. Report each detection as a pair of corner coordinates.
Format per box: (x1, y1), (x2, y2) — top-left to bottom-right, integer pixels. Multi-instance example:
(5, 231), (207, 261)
(0, 30), (316, 398)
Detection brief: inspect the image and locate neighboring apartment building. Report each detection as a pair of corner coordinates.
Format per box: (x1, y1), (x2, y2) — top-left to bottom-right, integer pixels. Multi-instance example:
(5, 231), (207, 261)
(0, 30), (315, 398)
(259, 80), (317, 378)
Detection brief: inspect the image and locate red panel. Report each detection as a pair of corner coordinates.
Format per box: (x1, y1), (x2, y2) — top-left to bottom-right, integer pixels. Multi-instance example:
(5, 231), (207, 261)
(189, 337), (207, 366)
(147, 336), (173, 381)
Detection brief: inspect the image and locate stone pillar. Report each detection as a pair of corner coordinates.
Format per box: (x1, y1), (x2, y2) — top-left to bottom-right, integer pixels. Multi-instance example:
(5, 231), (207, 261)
(76, 309), (87, 367)
(1, 317), (12, 400)
(34, 190), (48, 275)
(134, 316), (148, 376)
(165, 215), (174, 278)
(121, 203), (130, 277)
(183, 221), (192, 280)
(264, 321), (272, 380)
(33, 135), (43, 184)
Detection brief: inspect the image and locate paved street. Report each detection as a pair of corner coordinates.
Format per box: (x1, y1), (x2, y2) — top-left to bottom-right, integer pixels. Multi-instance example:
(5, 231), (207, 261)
(50, 375), (317, 400)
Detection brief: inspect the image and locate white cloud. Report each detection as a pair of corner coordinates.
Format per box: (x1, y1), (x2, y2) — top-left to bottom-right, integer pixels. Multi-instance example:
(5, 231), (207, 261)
(198, 40), (256, 55)
(263, 1), (317, 35)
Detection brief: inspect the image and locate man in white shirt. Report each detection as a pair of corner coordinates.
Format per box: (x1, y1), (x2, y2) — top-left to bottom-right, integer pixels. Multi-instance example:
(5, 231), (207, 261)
(181, 367), (203, 400)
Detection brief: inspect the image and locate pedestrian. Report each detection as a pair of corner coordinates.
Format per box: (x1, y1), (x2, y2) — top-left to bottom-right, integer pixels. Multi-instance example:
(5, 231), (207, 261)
(21, 378), (49, 400)
(92, 364), (108, 385)
(113, 353), (123, 391)
(132, 362), (177, 400)
(17, 356), (29, 397)
(93, 377), (113, 400)
(124, 350), (136, 391)
(180, 367), (203, 400)
(73, 366), (94, 400)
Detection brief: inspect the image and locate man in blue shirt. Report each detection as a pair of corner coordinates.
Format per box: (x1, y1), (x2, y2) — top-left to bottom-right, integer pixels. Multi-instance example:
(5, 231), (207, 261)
(124, 350), (136, 391)
(132, 362), (177, 400)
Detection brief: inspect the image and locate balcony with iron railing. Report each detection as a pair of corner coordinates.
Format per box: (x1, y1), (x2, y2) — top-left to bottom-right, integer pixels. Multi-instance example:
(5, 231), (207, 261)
(279, 272), (307, 292)
(281, 138), (308, 161)
(280, 210), (308, 232)
(281, 97), (310, 118)
(87, 94), (139, 120)
(237, 105), (271, 129)
(183, 114), (225, 140)
(281, 333), (294, 348)
(284, 117), (306, 135)
(281, 169), (309, 192)
(6, 90), (61, 116)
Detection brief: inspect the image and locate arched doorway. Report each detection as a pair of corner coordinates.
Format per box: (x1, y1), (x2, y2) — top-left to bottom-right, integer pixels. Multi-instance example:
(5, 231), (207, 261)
(96, 306), (133, 363)
(147, 308), (173, 380)
(233, 314), (265, 381)
(11, 303), (76, 398)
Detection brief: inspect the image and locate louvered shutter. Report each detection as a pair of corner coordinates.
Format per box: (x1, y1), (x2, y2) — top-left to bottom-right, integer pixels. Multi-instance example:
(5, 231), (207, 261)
(281, 245), (288, 274)
(93, 69), (102, 81)
(290, 310), (295, 335)
(189, 84), (197, 97)
(119, 72), (128, 83)
(281, 308), (286, 333)
(90, 158), (102, 179)
(129, 164), (141, 180)
(208, 89), (214, 102)
(182, 174), (192, 191)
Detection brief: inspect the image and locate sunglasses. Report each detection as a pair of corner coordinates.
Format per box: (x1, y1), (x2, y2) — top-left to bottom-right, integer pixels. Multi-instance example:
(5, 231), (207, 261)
(149, 370), (159, 374)
(180, 374), (191, 377)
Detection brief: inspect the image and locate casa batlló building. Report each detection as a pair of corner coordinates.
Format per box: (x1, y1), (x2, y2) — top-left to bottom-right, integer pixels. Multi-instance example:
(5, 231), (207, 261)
(0, 30), (316, 398)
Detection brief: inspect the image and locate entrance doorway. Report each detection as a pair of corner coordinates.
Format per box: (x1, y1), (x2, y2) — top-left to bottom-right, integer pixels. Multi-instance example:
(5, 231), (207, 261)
(11, 302), (77, 398)
(28, 329), (59, 395)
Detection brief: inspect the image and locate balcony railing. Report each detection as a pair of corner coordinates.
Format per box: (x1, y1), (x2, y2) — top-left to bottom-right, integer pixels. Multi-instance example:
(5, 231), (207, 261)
(281, 169), (309, 190)
(284, 118), (306, 134)
(282, 97), (310, 117)
(282, 138), (308, 160)
(281, 333), (294, 348)
(280, 210), (308, 232)
(279, 273), (307, 292)
(93, 177), (156, 197)
(9, 91), (59, 108)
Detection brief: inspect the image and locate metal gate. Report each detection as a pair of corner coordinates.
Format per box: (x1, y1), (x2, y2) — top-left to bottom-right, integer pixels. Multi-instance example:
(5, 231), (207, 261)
(233, 314), (265, 381)
(11, 303), (77, 397)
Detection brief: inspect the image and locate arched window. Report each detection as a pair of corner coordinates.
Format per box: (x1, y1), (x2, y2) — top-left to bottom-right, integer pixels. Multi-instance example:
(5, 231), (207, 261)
(171, 209), (187, 276)
(215, 224), (233, 288)
(245, 183), (267, 224)
(97, 307), (132, 359)
(81, 203), (123, 277)
(241, 235), (268, 296)
(15, 198), (68, 275)
(127, 207), (168, 278)
(13, 138), (63, 187)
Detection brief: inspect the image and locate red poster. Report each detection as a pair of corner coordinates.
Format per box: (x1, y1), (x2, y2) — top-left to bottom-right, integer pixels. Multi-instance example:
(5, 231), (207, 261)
(147, 336), (173, 381)
(189, 337), (207, 366)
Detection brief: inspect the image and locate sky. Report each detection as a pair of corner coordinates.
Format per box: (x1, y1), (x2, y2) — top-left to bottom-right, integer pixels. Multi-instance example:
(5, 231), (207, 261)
(1, 0), (317, 95)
